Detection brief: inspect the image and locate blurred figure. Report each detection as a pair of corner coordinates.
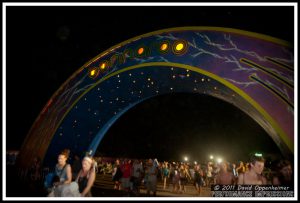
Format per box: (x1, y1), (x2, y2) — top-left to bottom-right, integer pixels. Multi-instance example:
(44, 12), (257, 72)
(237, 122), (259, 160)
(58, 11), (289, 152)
(145, 159), (158, 196)
(161, 162), (170, 190)
(272, 160), (293, 187)
(71, 155), (81, 181)
(76, 156), (96, 197)
(131, 159), (143, 195)
(232, 163), (238, 178)
(121, 159), (132, 193)
(112, 159), (122, 190)
(215, 162), (235, 185)
(236, 161), (246, 175)
(47, 149), (72, 197)
(194, 165), (204, 195)
(30, 157), (42, 181)
(171, 164), (180, 193)
(54, 149), (72, 186)
(206, 162), (214, 187)
(238, 155), (267, 185)
(179, 164), (191, 194)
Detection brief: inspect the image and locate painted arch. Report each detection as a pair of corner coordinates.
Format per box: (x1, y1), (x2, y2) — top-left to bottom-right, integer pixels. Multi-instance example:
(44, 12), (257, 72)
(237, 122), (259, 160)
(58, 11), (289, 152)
(18, 27), (294, 168)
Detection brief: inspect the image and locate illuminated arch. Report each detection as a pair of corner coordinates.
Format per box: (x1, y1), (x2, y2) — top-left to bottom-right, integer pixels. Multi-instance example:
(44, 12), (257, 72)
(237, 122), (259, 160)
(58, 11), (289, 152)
(18, 27), (294, 168)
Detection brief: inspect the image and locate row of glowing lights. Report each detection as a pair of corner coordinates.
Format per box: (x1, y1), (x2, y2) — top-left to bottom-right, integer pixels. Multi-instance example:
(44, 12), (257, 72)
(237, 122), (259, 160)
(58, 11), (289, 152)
(183, 153), (263, 164)
(89, 41), (186, 77)
(182, 155), (223, 164)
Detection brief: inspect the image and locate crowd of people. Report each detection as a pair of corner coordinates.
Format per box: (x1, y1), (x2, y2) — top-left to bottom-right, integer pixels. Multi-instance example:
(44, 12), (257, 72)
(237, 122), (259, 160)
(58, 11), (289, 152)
(11, 150), (294, 197)
(99, 154), (294, 196)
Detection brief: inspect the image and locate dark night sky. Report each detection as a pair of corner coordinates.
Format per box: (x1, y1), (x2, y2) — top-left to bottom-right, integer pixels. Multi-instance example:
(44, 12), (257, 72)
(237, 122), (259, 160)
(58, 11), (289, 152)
(6, 5), (293, 162)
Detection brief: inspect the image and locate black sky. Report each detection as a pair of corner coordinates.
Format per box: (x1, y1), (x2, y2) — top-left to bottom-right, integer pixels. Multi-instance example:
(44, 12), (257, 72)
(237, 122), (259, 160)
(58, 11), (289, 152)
(98, 93), (282, 163)
(6, 5), (294, 161)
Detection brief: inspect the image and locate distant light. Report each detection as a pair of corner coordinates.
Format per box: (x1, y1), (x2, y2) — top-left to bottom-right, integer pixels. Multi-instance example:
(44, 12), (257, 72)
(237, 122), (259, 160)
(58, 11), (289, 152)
(255, 153), (263, 157)
(148, 78), (151, 81)
(184, 156), (188, 161)
(217, 158), (222, 163)
(194, 161), (197, 165)
(210, 155), (214, 160)
(161, 43), (168, 51)
(138, 47), (144, 55)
